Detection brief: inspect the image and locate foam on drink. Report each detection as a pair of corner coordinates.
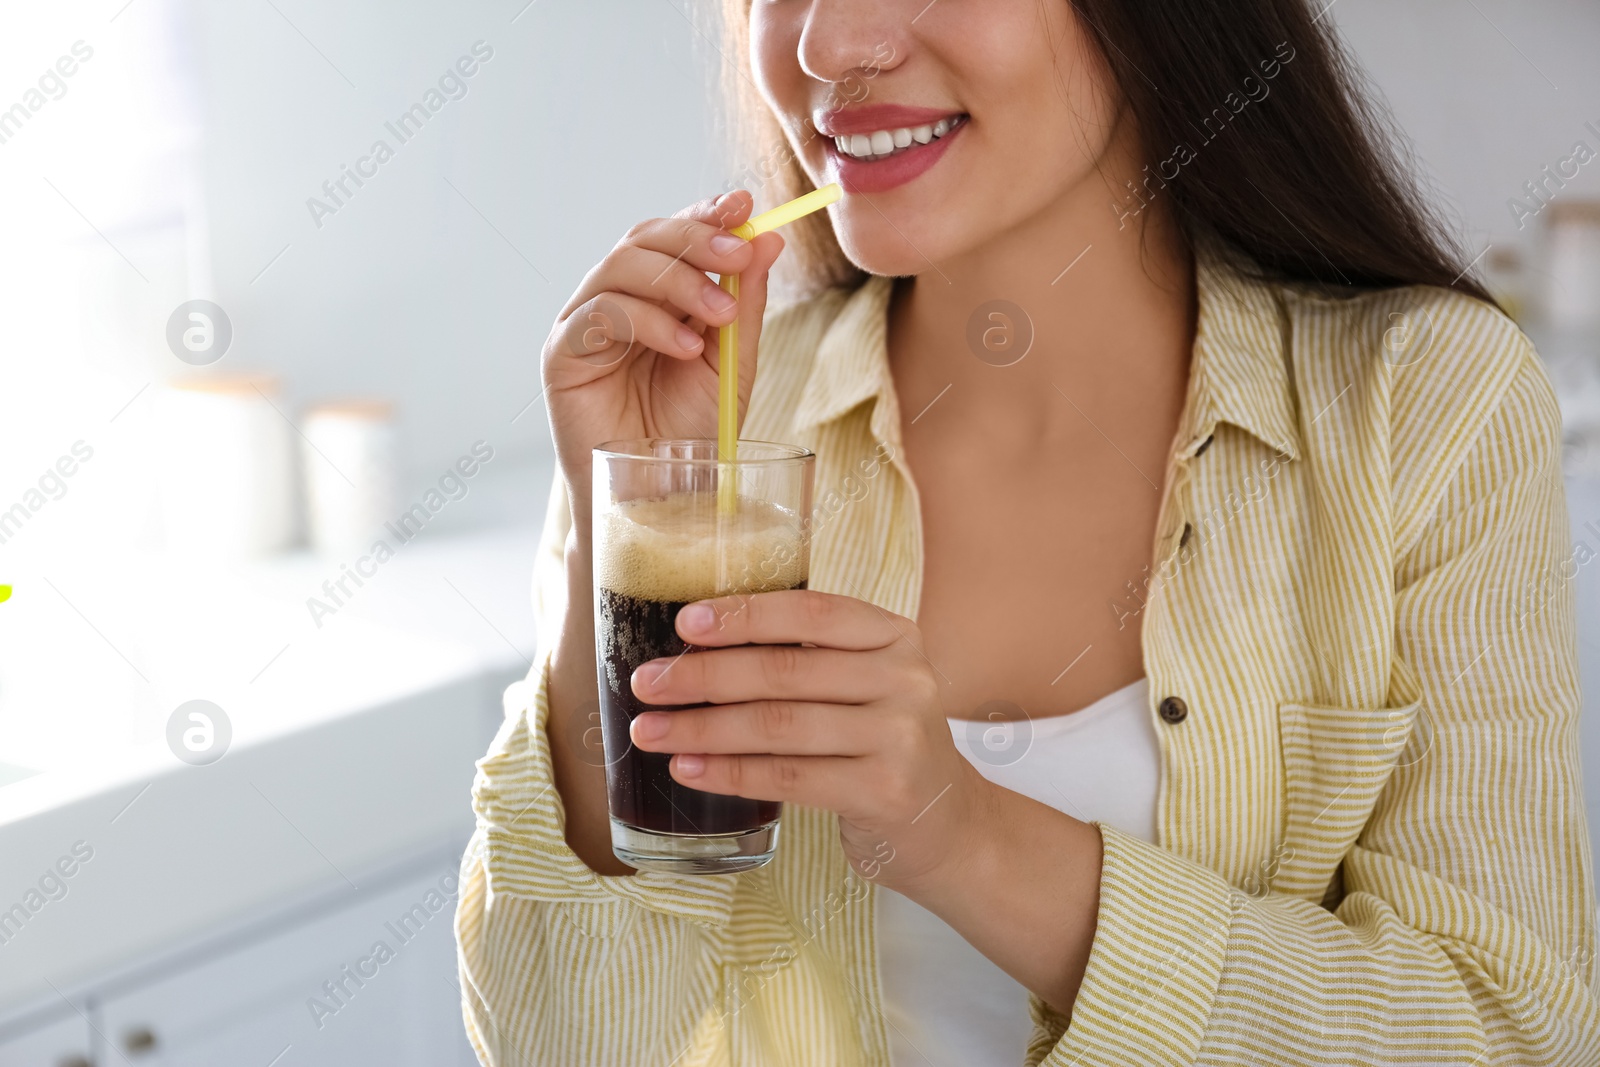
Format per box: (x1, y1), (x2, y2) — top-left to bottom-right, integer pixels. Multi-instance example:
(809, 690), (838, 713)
(596, 493), (807, 603)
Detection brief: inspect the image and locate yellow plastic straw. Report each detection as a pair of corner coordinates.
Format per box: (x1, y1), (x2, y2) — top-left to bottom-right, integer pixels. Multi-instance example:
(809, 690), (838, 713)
(731, 182), (843, 241)
(716, 183), (842, 515)
(716, 270), (740, 464)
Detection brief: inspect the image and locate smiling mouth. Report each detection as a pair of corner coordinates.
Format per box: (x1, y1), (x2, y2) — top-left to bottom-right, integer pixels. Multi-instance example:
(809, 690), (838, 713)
(829, 115), (969, 163)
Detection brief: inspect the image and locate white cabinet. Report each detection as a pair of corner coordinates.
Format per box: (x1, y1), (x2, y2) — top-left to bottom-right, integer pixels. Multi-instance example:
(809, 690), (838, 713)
(99, 863), (476, 1067)
(0, 854), (478, 1067)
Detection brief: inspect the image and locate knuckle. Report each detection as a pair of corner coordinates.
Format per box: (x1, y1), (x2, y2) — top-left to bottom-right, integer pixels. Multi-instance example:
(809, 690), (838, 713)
(671, 197), (712, 222)
(756, 700), (796, 742)
(565, 298), (620, 355)
(880, 771), (918, 817)
(761, 645), (804, 688)
(560, 293), (598, 328)
(595, 246), (633, 285)
(666, 259), (702, 298)
(590, 294), (633, 334)
(674, 217), (704, 244)
(772, 757), (801, 791)
(889, 712), (923, 756)
(722, 756), (747, 792)
(892, 614), (923, 648)
(800, 590), (833, 629)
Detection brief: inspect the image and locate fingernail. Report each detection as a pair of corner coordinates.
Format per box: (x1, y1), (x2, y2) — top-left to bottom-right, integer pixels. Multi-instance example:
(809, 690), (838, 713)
(705, 286), (736, 313)
(715, 190), (741, 210)
(674, 754), (705, 778)
(633, 662), (664, 692)
(633, 712), (669, 741)
(710, 233), (744, 255)
(676, 325), (704, 351)
(679, 602), (714, 634)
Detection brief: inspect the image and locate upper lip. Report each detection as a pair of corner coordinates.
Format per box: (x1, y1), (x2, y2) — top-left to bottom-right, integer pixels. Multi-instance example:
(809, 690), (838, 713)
(812, 103), (964, 138)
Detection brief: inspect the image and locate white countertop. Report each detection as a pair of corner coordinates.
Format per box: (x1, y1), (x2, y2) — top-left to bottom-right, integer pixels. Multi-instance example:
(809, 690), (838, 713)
(0, 503), (544, 1010)
(0, 521), (539, 818)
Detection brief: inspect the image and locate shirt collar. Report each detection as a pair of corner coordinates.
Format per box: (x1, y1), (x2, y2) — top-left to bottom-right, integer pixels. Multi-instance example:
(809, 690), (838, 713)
(1182, 236), (1301, 460)
(790, 238), (1300, 462)
(792, 273), (899, 439)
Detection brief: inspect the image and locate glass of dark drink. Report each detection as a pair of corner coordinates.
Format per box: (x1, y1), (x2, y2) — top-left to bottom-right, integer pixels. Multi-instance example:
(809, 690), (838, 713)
(592, 439), (814, 875)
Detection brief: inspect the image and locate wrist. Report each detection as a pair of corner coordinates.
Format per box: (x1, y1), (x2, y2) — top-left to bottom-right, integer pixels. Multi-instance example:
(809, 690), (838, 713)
(563, 474), (592, 533)
(925, 766), (1010, 898)
(901, 778), (1105, 1016)
(908, 771), (1100, 919)
(881, 761), (1003, 902)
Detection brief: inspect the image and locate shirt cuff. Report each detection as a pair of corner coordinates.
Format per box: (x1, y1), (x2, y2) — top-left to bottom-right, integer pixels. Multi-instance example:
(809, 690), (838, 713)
(470, 650), (738, 929)
(1031, 824), (1236, 1067)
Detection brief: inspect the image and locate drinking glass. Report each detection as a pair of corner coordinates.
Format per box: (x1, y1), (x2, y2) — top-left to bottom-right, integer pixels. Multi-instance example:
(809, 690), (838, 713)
(592, 439), (814, 874)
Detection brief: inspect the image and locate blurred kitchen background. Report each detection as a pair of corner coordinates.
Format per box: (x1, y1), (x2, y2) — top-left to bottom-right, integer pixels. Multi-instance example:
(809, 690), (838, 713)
(0, 0), (1598, 1063)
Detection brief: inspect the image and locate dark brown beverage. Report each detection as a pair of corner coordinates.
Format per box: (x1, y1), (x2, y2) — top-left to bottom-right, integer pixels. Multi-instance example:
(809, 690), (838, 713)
(594, 493), (808, 845)
(596, 586), (801, 835)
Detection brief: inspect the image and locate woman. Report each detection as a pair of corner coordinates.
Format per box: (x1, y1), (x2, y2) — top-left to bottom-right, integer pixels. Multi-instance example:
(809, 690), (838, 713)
(456, 0), (1600, 1063)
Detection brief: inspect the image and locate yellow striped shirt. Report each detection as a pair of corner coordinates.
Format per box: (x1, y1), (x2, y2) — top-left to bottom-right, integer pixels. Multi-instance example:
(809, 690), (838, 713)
(456, 243), (1600, 1065)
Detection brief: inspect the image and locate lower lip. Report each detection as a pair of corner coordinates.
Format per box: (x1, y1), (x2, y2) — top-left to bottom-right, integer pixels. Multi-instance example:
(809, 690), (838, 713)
(826, 120), (965, 195)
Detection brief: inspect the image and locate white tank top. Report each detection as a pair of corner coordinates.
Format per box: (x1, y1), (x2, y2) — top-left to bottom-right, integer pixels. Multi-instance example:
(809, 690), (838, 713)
(876, 678), (1159, 1067)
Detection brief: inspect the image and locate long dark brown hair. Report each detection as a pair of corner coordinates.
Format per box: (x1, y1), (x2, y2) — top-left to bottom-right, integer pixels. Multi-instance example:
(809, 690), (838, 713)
(716, 0), (1494, 305)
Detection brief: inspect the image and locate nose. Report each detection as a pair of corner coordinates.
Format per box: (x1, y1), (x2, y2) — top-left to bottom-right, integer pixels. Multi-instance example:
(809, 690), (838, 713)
(796, 0), (908, 91)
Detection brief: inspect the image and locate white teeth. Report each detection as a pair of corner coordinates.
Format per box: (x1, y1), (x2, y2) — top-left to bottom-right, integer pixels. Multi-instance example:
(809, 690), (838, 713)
(833, 117), (962, 161)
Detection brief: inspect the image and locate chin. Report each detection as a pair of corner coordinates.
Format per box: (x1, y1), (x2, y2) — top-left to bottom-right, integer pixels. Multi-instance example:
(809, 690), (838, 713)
(837, 237), (936, 278)
(830, 207), (960, 279)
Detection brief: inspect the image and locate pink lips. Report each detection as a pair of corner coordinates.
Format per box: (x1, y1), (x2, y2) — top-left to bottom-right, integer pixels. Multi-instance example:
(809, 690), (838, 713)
(815, 104), (967, 195)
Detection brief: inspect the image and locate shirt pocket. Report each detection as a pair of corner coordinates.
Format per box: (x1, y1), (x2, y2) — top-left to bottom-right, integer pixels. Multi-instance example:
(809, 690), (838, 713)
(1267, 698), (1425, 901)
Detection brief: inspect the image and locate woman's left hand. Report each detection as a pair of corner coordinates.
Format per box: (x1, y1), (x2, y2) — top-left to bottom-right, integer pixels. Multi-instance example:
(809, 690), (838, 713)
(627, 588), (996, 895)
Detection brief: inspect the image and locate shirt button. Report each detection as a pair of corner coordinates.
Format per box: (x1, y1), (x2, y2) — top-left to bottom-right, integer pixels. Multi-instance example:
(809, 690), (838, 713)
(1194, 434), (1214, 457)
(1158, 696), (1189, 724)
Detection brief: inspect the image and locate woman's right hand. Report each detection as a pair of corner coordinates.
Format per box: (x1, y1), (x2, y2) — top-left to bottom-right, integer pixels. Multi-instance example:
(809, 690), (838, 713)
(542, 189), (786, 517)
